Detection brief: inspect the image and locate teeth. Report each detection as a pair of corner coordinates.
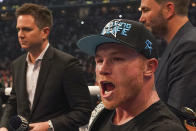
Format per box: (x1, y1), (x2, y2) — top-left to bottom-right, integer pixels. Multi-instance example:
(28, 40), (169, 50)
(100, 81), (115, 96)
(104, 90), (110, 95)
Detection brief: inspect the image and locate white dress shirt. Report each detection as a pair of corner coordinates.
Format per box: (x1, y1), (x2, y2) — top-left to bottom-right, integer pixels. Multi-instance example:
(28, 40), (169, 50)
(26, 44), (49, 109)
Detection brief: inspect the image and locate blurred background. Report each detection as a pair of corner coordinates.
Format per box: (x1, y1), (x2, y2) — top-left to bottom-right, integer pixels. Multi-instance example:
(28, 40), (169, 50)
(0, 0), (195, 88)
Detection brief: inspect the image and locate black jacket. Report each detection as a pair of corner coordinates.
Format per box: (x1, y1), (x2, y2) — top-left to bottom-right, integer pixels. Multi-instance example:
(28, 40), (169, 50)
(0, 46), (92, 131)
(155, 21), (196, 111)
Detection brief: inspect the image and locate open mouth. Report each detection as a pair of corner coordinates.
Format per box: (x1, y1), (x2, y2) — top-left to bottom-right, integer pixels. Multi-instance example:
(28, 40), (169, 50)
(100, 81), (115, 96)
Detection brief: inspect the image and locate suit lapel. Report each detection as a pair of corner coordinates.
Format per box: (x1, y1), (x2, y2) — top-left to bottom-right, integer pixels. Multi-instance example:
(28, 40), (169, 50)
(31, 46), (54, 113)
(155, 42), (172, 81)
(17, 55), (31, 119)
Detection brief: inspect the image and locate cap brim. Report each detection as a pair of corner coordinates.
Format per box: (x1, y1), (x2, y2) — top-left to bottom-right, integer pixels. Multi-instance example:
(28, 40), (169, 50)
(77, 35), (119, 56)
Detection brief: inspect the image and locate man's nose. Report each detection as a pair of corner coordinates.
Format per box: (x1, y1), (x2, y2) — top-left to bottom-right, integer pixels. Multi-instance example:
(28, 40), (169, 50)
(139, 13), (145, 24)
(18, 30), (24, 38)
(99, 61), (111, 76)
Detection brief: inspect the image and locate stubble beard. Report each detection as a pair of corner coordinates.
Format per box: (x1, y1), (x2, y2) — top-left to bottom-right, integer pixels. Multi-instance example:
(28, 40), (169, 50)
(151, 11), (168, 38)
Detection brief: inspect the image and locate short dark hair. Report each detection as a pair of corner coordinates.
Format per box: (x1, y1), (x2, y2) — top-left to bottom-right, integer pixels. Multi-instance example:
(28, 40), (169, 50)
(155, 0), (190, 15)
(15, 3), (53, 29)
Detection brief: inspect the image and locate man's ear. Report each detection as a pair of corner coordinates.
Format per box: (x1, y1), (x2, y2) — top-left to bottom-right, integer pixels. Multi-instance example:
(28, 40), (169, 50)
(41, 27), (50, 40)
(144, 58), (158, 77)
(162, 2), (175, 20)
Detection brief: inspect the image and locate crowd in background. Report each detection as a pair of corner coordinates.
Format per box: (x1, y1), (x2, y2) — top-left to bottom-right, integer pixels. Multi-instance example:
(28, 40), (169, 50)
(0, 1), (141, 86)
(0, 0), (134, 7)
(0, 0), (195, 87)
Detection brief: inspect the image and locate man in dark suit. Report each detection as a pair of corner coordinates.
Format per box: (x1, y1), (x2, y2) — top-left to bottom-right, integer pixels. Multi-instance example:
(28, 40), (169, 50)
(0, 3), (92, 131)
(139, 0), (196, 111)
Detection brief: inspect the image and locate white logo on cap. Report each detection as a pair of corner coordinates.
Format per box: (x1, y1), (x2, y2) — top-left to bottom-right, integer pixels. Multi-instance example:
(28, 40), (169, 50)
(101, 20), (132, 38)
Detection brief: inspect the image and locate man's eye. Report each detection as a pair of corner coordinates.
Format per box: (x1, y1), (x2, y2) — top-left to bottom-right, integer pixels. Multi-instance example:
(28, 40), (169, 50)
(95, 59), (103, 63)
(113, 57), (124, 61)
(24, 28), (32, 31)
(141, 8), (149, 12)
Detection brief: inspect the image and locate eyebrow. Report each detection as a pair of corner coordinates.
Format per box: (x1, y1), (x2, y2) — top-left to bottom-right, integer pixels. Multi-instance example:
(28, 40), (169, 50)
(95, 51), (123, 58)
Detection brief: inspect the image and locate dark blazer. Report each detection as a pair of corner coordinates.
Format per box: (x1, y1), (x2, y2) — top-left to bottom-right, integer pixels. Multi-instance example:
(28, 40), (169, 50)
(0, 46), (92, 131)
(155, 21), (196, 111)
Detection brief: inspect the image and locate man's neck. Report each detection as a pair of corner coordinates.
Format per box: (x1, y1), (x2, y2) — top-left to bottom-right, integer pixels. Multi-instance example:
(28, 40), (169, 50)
(164, 16), (189, 43)
(113, 85), (160, 125)
(28, 40), (48, 64)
